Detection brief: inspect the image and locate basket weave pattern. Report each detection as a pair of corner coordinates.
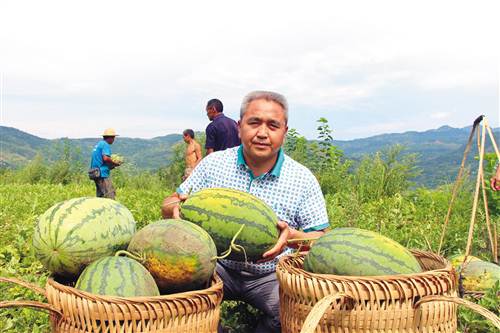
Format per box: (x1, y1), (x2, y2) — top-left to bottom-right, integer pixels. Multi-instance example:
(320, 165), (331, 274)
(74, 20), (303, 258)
(277, 250), (458, 333)
(45, 275), (223, 333)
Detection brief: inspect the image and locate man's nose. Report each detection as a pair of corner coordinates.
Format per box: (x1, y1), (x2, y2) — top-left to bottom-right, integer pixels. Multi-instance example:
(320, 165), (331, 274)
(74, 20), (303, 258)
(256, 124), (269, 137)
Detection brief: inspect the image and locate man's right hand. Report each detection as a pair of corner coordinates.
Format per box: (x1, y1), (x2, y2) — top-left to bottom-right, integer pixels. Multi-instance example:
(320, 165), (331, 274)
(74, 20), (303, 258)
(161, 193), (188, 219)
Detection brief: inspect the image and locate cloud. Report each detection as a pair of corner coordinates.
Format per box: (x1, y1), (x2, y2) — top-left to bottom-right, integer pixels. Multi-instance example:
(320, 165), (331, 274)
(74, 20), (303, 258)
(430, 112), (452, 120)
(0, 0), (498, 139)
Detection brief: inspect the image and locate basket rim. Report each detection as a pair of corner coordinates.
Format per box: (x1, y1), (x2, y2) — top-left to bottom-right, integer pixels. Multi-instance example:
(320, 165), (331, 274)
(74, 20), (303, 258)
(278, 249), (454, 282)
(47, 273), (223, 303)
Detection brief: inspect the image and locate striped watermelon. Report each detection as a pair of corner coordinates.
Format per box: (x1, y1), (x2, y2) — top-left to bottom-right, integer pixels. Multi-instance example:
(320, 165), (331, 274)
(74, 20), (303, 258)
(32, 197), (136, 277)
(127, 219), (217, 293)
(180, 188), (279, 262)
(75, 256), (160, 297)
(461, 260), (500, 291)
(303, 228), (422, 276)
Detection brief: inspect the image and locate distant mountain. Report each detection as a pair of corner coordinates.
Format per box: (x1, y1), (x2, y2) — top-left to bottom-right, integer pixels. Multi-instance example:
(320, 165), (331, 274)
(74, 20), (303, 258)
(0, 126), (183, 170)
(1, 125), (498, 187)
(333, 125), (500, 187)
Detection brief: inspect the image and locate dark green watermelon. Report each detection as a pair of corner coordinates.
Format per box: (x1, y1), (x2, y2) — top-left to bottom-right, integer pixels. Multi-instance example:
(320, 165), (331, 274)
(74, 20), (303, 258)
(180, 188), (279, 261)
(75, 256), (159, 297)
(304, 228), (422, 276)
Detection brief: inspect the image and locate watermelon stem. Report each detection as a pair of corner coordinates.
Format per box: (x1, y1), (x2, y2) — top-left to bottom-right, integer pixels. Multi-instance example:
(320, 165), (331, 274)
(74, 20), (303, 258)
(211, 225), (248, 264)
(115, 250), (145, 263)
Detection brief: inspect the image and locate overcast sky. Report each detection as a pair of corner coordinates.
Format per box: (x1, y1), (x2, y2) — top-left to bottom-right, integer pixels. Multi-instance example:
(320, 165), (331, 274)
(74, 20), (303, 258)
(0, 0), (499, 140)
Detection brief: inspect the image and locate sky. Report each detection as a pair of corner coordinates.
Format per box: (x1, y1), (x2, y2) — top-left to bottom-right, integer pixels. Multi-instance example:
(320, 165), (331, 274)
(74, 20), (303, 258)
(0, 0), (499, 140)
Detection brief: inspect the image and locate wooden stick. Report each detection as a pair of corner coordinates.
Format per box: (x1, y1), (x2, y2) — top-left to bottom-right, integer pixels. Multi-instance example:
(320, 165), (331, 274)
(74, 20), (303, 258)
(437, 117), (481, 254)
(485, 123), (499, 262)
(485, 122), (500, 161)
(480, 161), (496, 262)
(465, 120), (486, 256)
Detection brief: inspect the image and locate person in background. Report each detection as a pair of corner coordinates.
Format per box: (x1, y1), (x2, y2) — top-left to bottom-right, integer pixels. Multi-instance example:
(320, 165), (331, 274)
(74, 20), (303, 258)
(490, 163), (500, 191)
(162, 91), (329, 333)
(182, 129), (202, 181)
(90, 128), (122, 199)
(205, 98), (241, 155)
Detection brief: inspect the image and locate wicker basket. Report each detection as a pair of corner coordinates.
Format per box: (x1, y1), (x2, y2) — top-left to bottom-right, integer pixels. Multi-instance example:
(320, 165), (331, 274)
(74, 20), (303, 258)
(277, 250), (500, 333)
(0, 274), (223, 333)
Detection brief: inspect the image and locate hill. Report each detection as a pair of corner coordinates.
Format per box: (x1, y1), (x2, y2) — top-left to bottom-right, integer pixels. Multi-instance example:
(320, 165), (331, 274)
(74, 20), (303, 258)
(0, 126), (183, 170)
(1, 125), (498, 187)
(334, 125), (500, 186)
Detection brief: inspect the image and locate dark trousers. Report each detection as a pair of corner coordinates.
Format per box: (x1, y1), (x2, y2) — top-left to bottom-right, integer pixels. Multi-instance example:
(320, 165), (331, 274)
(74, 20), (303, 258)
(94, 177), (115, 199)
(216, 263), (281, 333)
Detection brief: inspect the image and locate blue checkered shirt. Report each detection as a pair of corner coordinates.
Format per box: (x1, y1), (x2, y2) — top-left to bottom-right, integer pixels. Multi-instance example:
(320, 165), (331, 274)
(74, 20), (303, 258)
(177, 145), (330, 274)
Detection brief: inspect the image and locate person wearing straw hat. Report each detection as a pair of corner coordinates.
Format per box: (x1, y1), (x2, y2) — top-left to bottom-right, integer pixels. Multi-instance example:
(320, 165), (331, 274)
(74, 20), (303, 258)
(89, 128), (122, 199)
(162, 91), (329, 333)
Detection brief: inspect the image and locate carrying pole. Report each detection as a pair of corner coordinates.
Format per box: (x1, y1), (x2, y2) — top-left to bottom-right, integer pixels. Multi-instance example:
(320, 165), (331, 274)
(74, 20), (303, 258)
(437, 116), (483, 254)
(465, 119), (487, 256)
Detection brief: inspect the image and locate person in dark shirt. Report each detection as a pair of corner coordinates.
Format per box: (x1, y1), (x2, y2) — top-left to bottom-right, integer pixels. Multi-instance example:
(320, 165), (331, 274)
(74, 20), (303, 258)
(205, 98), (241, 155)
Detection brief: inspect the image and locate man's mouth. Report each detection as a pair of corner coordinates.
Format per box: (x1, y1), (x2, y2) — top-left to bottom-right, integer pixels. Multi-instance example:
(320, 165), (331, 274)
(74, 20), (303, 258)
(252, 142), (271, 147)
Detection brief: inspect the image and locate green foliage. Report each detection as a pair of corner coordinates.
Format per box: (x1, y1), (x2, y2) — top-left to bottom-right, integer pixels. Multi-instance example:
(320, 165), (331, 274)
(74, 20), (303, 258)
(158, 142), (186, 190)
(220, 301), (261, 332)
(1, 120), (498, 332)
(353, 145), (421, 203)
(458, 281), (499, 333)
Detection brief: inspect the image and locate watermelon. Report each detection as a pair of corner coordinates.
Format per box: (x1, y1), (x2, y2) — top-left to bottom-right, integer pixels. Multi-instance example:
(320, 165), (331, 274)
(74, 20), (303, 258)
(460, 260), (500, 291)
(111, 154), (124, 164)
(127, 219), (217, 293)
(75, 256), (159, 297)
(32, 197), (136, 277)
(303, 228), (422, 276)
(180, 188), (279, 262)
(448, 254), (481, 270)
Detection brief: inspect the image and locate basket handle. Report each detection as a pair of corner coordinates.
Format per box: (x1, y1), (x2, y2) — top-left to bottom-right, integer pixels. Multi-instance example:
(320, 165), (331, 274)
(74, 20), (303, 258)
(415, 295), (500, 329)
(300, 293), (353, 333)
(0, 277), (46, 296)
(0, 300), (62, 317)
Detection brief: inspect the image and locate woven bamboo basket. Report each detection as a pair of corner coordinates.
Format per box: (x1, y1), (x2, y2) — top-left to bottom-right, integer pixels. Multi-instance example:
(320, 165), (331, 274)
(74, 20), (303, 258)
(277, 249), (500, 333)
(0, 274), (223, 333)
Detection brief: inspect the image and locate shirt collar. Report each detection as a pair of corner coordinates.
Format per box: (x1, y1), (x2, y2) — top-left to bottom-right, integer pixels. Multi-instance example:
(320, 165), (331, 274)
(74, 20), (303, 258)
(237, 145), (285, 177)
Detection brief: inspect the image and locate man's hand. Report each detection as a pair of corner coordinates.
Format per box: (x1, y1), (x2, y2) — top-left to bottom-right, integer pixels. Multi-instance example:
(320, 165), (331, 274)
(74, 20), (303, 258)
(161, 193), (188, 219)
(491, 165), (500, 191)
(261, 221), (290, 260)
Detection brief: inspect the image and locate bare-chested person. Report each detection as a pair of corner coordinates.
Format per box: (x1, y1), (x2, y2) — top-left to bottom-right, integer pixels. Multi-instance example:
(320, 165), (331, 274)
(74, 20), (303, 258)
(182, 129), (202, 180)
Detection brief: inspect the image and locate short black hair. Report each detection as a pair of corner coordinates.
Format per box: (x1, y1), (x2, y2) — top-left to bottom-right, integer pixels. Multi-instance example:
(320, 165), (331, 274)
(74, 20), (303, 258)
(183, 129), (195, 138)
(206, 99), (223, 113)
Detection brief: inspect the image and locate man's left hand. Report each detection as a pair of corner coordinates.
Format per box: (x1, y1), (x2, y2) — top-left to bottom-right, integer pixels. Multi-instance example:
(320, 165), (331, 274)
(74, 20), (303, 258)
(261, 221), (290, 260)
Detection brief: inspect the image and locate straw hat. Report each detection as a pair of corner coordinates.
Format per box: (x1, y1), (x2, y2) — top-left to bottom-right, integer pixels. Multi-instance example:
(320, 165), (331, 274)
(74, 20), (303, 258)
(102, 128), (119, 137)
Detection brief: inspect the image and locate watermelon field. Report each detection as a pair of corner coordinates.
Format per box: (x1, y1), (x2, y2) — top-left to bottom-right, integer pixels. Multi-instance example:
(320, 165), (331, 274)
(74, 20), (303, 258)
(0, 123), (499, 332)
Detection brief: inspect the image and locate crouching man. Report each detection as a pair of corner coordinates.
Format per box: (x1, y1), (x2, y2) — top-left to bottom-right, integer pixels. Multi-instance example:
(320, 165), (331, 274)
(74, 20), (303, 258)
(162, 91), (329, 333)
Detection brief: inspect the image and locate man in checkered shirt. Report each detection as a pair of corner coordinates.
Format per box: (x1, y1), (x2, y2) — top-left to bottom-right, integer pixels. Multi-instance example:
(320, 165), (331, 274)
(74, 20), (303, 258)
(162, 91), (330, 333)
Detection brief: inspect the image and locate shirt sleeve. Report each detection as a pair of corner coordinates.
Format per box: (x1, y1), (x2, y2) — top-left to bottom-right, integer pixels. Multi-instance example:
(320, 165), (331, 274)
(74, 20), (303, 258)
(177, 157), (209, 194)
(295, 176), (330, 232)
(102, 142), (111, 156)
(205, 124), (216, 149)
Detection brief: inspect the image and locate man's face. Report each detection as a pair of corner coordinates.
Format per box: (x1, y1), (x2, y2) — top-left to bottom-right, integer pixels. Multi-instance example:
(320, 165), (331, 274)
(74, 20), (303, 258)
(183, 134), (189, 143)
(206, 106), (216, 121)
(238, 99), (288, 162)
(105, 136), (115, 144)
